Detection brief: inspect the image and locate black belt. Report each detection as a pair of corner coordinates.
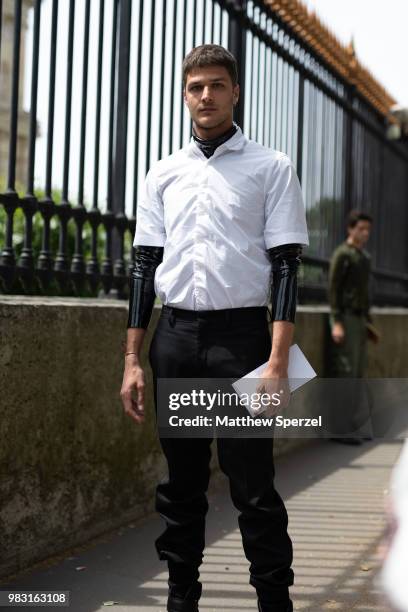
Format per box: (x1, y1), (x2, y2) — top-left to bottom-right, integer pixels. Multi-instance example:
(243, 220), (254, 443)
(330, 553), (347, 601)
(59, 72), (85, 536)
(161, 304), (272, 324)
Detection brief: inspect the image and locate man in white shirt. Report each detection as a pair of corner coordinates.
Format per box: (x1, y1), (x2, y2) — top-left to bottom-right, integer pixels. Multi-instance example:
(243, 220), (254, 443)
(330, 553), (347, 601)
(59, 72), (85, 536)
(121, 44), (309, 612)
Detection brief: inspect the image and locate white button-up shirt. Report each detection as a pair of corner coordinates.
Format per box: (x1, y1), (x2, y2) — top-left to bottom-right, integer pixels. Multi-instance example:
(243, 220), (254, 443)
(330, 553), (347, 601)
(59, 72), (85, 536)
(133, 123), (309, 310)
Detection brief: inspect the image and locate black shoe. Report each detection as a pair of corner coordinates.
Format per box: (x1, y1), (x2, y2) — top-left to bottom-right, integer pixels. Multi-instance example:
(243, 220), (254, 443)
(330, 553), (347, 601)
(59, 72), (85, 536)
(167, 575), (201, 612)
(329, 437), (363, 445)
(167, 595), (199, 612)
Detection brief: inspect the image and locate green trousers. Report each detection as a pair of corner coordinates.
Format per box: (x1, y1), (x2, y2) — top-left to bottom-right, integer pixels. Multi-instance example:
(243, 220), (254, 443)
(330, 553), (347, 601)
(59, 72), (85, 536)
(327, 313), (372, 436)
(329, 313), (367, 378)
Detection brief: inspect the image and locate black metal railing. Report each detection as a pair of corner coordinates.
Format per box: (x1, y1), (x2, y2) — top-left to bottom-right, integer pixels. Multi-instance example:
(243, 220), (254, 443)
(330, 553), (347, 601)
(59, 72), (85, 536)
(0, 0), (407, 304)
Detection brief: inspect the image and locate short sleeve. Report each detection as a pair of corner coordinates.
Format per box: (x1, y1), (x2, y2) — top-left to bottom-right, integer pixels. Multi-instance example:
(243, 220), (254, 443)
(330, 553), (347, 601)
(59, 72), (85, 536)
(133, 168), (166, 247)
(264, 155), (309, 249)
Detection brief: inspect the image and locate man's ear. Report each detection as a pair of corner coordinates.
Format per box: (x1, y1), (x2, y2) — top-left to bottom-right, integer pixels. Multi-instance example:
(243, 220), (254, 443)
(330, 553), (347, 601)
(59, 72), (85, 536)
(233, 83), (240, 105)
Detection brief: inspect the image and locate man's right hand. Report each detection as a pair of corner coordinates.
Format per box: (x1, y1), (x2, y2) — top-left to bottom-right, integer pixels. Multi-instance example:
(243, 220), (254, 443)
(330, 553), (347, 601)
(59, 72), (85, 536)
(332, 321), (345, 344)
(120, 357), (146, 424)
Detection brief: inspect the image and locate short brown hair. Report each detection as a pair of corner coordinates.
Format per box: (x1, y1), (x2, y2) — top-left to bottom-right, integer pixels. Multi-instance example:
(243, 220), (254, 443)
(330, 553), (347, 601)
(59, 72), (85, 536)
(182, 44), (238, 88)
(347, 209), (373, 228)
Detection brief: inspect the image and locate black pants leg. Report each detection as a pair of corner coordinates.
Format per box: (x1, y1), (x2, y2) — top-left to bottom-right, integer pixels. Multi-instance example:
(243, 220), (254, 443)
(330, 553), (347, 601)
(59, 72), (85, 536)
(154, 435), (212, 600)
(216, 437), (293, 603)
(148, 306), (293, 605)
(149, 311), (210, 600)
(204, 312), (293, 604)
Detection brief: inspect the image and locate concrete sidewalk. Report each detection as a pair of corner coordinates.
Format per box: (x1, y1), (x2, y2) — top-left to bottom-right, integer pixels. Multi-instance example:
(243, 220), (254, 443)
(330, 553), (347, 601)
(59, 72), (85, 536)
(1, 438), (404, 611)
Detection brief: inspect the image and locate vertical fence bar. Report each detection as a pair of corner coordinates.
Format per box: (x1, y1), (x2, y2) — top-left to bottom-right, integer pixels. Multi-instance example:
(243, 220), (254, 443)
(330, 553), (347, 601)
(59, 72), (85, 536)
(132, 0), (144, 217)
(210, 0), (215, 42)
(101, 0), (118, 293)
(334, 103), (342, 242)
(255, 18), (261, 141)
(179, 0), (187, 148)
(344, 85), (355, 216)
(169, 0), (177, 153)
(87, 0), (104, 292)
(296, 72), (304, 183)
(77, 0), (91, 209)
(146, 0), (156, 173)
(19, 0), (42, 291)
(25, 0), (41, 199)
(262, 29), (269, 146)
(285, 63), (291, 155)
(128, 7), (141, 268)
(111, 0), (132, 296)
(54, 0), (75, 290)
(192, 0), (197, 48)
(269, 51), (275, 147)
(0, 0), (22, 290)
(275, 56), (281, 147)
(320, 92), (326, 204)
(37, 0), (58, 289)
(60, 0), (75, 209)
(248, 20), (255, 138)
(280, 58), (286, 152)
(228, 0), (246, 129)
(201, 0), (206, 42)
(284, 61), (290, 153)
(292, 67), (298, 162)
(308, 82), (315, 218)
(43, 2), (57, 202)
(6, 0), (21, 195)
(158, 0), (167, 161)
(71, 0), (91, 292)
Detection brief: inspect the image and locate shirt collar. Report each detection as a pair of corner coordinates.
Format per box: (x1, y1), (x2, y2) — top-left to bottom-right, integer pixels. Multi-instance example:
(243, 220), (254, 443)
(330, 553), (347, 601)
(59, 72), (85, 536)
(186, 121), (246, 159)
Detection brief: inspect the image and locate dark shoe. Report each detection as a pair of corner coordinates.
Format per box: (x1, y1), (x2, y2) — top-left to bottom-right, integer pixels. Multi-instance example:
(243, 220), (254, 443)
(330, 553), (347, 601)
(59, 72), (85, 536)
(167, 595), (199, 612)
(258, 599), (293, 612)
(329, 436), (363, 445)
(167, 583), (201, 612)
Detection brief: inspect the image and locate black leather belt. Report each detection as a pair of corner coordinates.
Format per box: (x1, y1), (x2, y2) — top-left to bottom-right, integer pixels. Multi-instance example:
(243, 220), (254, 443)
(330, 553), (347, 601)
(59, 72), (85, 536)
(161, 304), (270, 323)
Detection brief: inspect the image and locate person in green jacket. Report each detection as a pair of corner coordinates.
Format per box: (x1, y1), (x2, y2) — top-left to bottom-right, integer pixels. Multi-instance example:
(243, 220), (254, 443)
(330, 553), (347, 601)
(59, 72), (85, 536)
(327, 209), (374, 444)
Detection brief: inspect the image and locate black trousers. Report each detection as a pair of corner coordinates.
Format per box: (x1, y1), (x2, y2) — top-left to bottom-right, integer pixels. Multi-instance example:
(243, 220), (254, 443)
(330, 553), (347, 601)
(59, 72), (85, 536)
(148, 305), (294, 604)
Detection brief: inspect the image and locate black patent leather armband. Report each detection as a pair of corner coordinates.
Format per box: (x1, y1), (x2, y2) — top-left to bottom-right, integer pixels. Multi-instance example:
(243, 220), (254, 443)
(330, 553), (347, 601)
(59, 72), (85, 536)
(267, 243), (302, 323)
(127, 245), (164, 329)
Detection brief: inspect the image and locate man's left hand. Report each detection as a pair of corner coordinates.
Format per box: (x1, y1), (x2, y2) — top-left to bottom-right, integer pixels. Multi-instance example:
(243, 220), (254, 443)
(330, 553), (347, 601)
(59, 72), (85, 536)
(255, 362), (290, 417)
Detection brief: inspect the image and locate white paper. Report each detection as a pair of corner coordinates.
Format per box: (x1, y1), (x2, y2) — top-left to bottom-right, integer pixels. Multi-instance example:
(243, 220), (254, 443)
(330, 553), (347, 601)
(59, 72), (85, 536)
(231, 344), (317, 416)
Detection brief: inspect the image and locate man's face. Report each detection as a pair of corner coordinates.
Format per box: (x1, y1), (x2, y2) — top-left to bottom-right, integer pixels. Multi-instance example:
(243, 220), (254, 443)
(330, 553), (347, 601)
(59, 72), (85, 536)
(183, 66), (239, 130)
(348, 220), (372, 245)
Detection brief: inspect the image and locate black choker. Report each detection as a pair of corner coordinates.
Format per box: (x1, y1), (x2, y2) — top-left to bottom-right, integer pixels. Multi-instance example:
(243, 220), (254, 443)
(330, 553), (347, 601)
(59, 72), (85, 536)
(192, 123), (238, 158)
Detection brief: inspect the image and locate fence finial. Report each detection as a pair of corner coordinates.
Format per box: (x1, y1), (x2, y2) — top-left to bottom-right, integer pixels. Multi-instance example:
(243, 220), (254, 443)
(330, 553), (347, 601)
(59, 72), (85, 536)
(266, 0), (397, 116)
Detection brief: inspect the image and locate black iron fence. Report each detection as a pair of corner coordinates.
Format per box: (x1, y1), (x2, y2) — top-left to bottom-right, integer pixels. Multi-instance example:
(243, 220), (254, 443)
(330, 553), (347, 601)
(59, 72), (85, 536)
(0, 0), (407, 304)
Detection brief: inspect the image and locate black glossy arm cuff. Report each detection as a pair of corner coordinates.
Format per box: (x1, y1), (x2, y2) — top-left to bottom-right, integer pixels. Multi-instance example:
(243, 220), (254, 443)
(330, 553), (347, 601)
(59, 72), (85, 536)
(267, 243), (302, 323)
(127, 245), (164, 329)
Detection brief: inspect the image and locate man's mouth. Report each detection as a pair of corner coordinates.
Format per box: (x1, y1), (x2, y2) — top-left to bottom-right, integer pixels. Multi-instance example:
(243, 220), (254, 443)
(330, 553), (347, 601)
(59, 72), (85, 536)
(199, 108), (217, 112)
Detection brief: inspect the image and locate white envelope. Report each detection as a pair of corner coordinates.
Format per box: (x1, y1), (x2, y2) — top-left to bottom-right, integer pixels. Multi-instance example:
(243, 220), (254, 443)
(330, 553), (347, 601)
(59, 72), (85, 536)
(231, 344), (317, 416)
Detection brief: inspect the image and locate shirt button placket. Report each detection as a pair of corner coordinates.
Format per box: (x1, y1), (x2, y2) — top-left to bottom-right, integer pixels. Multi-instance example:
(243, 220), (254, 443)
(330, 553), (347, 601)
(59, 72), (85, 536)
(193, 171), (208, 309)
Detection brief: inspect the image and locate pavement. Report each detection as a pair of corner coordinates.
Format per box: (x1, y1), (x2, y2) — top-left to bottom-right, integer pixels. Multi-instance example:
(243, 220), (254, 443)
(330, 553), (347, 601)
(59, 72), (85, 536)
(1, 438), (404, 612)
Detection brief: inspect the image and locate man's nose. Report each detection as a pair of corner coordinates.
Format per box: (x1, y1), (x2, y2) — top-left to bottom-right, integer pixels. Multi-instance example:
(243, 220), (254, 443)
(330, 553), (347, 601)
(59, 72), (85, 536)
(201, 87), (213, 101)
